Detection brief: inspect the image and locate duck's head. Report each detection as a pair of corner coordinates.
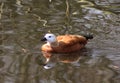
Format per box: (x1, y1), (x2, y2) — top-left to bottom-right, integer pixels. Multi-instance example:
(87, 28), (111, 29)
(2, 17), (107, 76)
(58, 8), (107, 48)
(41, 33), (56, 43)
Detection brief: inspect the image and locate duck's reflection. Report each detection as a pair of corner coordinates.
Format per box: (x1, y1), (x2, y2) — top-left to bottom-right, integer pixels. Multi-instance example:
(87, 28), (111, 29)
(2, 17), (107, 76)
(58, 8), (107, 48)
(41, 48), (92, 69)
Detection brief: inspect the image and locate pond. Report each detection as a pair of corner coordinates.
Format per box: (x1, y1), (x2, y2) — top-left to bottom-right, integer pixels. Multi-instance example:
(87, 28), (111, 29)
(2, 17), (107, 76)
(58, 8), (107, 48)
(0, 0), (120, 83)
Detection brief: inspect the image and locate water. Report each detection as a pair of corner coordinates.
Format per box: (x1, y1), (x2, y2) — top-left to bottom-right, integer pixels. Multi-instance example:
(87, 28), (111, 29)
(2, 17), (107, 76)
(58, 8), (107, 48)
(0, 0), (120, 83)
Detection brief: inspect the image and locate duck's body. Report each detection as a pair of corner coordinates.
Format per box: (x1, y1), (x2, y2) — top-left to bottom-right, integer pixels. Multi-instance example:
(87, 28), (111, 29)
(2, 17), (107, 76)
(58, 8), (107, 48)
(41, 33), (93, 53)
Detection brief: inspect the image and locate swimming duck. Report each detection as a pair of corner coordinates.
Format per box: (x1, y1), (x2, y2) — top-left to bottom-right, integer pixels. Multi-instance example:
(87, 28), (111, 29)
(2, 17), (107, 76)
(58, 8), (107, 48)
(41, 33), (93, 53)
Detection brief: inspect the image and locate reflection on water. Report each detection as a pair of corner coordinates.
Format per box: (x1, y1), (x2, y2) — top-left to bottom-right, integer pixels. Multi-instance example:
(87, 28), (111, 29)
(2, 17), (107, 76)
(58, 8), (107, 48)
(0, 0), (120, 83)
(40, 48), (91, 69)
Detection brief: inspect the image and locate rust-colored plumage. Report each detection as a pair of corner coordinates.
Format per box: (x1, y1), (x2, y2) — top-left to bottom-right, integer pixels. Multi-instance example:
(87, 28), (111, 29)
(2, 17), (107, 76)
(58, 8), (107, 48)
(41, 33), (93, 53)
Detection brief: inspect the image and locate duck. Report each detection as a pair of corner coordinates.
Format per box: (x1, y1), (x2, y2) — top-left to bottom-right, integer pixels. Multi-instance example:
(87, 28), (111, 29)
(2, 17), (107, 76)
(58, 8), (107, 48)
(41, 33), (93, 53)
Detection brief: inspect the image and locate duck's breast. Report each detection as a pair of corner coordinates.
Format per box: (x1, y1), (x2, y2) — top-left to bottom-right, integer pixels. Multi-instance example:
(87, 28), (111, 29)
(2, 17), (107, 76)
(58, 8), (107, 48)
(41, 44), (54, 52)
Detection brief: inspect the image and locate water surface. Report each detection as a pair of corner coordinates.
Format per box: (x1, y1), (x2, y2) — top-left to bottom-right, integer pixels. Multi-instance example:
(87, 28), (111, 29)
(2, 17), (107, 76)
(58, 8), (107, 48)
(0, 0), (120, 83)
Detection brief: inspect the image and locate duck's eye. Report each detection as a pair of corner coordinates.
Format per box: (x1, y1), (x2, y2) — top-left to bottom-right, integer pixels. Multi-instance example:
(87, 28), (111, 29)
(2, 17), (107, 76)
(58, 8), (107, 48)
(48, 36), (51, 38)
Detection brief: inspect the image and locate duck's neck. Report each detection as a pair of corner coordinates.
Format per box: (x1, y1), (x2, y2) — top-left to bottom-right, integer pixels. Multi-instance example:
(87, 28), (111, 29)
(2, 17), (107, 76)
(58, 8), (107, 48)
(47, 41), (59, 47)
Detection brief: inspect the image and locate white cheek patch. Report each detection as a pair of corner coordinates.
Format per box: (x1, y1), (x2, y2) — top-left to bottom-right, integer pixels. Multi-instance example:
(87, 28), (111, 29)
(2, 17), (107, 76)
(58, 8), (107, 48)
(44, 34), (56, 43)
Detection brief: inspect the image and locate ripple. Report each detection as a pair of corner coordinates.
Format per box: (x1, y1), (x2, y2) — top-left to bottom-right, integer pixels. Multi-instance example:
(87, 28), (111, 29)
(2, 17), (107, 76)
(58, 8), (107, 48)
(0, 0), (120, 83)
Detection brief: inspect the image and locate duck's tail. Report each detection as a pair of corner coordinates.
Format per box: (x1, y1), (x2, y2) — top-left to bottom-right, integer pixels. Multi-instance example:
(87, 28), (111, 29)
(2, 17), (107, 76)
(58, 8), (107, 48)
(83, 34), (93, 40)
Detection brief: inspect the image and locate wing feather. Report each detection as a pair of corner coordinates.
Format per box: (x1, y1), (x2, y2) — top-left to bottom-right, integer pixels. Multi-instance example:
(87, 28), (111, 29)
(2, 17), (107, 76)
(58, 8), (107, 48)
(57, 35), (87, 47)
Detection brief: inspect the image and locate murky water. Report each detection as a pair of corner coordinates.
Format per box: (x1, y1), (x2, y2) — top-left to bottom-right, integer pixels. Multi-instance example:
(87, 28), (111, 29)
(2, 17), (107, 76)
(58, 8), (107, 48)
(0, 0), (120, 83)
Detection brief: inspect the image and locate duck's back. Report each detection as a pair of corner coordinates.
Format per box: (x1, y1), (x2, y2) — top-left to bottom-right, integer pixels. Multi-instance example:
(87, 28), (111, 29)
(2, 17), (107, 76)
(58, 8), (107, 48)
(57, 35), (87, 46)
